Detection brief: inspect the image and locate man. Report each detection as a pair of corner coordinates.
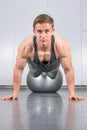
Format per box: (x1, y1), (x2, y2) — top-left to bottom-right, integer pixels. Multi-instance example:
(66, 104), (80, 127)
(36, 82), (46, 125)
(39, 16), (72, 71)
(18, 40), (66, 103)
(1, 14), (84, 101)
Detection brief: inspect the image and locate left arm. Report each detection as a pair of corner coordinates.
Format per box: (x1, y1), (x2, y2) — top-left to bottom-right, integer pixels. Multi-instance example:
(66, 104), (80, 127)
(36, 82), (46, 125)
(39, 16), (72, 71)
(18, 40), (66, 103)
(60, 52), (84, 101)
(55, 35), (85, 101)
(60, 55), (75, 99)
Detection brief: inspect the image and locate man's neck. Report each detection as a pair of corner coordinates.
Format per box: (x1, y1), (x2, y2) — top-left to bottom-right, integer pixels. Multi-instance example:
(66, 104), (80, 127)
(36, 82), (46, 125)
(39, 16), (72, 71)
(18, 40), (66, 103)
(37, 42), (51, 52)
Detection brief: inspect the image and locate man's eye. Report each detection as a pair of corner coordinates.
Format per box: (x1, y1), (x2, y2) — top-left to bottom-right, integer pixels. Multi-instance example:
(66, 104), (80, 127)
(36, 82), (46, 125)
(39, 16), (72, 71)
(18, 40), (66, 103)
(45, 30), (49, 33)
(37, 30), (42, 33)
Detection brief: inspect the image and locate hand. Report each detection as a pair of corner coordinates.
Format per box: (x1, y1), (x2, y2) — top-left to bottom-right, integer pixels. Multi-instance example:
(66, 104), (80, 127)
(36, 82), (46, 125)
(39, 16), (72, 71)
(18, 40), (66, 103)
(0, 94), (18, 100)
(69, 94), (85, 101)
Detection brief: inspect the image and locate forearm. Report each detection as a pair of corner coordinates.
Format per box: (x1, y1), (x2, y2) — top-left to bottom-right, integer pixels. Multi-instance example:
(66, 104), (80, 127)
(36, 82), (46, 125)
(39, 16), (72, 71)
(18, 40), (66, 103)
(13, 82), (21, 96)
(13, 67), (23, 96)
(65, 68), (75, 95)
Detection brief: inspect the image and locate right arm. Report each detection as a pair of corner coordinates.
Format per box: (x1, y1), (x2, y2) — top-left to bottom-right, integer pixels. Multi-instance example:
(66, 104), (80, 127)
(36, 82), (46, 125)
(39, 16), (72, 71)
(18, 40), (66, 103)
(1, 46), (27, 100)
(0, 36), (33, 100)
(12, 54), (27, 99)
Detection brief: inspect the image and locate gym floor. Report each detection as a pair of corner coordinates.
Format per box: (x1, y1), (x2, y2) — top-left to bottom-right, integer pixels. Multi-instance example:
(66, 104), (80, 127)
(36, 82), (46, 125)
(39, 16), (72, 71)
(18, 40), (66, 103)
(0, 87), (87, 130)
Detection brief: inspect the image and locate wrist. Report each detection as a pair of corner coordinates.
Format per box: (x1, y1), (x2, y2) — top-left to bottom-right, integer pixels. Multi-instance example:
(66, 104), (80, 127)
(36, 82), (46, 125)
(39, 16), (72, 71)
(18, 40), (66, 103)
(13, 91), (19, 96)
(69, 89), (75, 96)
(13, 83), (20, 96)
(69, 91), (75, 96)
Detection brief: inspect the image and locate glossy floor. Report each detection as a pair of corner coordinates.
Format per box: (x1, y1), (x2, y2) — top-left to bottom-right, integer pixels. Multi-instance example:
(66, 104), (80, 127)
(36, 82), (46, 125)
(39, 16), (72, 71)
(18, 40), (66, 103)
(0, 87), (87, 130)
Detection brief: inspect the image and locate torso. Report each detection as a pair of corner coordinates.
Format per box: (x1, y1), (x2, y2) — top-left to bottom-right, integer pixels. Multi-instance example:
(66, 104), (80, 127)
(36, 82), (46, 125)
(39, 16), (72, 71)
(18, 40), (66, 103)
(27, 35), (60, 73)
(17, 34), (70, 74)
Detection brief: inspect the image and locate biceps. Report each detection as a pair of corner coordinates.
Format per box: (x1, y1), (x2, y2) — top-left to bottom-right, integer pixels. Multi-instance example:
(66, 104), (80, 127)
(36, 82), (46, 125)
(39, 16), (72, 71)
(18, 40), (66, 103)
(16, 57), (27, 70)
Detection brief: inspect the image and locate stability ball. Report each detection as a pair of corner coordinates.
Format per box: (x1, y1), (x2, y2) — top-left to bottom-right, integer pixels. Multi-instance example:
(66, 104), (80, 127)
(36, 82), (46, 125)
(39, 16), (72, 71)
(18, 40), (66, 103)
(27, 70), (63, 93)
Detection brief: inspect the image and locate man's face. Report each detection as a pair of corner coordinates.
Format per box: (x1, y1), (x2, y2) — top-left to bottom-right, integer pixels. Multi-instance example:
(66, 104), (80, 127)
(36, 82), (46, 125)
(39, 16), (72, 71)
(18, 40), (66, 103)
(33, 23), (55, 47)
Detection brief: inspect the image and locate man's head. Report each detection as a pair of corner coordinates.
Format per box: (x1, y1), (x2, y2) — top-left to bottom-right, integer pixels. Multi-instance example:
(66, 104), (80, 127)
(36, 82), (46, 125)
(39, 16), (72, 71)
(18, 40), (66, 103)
(33, 14), (55, 48)
(33, 14), (54, 29)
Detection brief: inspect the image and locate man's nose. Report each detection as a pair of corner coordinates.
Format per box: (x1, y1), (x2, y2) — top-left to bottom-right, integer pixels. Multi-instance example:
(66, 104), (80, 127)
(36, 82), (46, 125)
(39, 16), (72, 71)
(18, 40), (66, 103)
(42, 32), (46, 37)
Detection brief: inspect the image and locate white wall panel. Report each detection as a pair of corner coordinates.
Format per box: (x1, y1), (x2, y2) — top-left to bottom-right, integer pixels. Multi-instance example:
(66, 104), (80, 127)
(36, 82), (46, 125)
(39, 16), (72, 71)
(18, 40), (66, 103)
(81, 0), (87, 85)
(81, 0), (87, 31)
(0, 0), (16, 85)
(47, 0), (81, 85)
(82, 32), (87, 84)
(0, 0), (87, 86)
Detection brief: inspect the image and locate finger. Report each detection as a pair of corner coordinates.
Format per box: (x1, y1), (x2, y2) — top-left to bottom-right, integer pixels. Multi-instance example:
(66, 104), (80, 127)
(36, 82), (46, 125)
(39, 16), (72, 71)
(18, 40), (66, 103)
(0, 95), (18, 100)
(69, 96), (78, 101)
(75, 97), (81, 101)
(1, 96), (13, 100)
(0, 97), (8, 100)
(69, 96), (85, 101)
(69, 96), (76, 101)
(77, 97), (85, 101)
(13, 97), (18, 100)
(74, 96), (84, 101)
(73, 97), (79, 101)
(6, 96), (13, 100)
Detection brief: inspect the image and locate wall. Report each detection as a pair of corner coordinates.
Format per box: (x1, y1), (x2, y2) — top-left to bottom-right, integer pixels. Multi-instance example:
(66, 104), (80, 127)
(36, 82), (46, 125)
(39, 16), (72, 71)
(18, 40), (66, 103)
(81, 0), (87, 84)
(0, 0), (87, 86)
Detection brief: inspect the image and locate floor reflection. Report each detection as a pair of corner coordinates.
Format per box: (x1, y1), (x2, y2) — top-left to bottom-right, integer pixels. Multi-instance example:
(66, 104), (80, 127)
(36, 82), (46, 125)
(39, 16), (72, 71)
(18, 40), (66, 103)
(27, 93), (63, 130)
(12, 100), (23, 130)
(64, 101), (76, 130)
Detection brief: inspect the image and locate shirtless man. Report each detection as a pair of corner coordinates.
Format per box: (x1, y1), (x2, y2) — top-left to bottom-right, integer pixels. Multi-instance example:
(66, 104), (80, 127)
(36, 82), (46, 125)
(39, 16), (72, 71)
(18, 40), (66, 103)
(1, 14), (84, 101)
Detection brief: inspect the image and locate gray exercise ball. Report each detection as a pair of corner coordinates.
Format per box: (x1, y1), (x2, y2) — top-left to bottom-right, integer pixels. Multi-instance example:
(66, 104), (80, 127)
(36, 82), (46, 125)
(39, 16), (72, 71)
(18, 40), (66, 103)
(26, 70), (63, 93)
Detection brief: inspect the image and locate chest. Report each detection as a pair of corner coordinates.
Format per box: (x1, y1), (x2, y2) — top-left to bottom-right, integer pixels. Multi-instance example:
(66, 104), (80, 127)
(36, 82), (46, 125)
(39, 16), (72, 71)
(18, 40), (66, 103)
(28, 44), (58, 62)
(37, 51), (51, 62)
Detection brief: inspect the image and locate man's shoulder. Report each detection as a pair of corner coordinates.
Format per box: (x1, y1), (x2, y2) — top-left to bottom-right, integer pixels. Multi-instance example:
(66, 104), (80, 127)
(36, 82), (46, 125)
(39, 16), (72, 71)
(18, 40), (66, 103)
(21, 35), (34, 45)
(54, 34), (70, 49)
(17, 35), (34, 55)
(18, 35), (34, 48)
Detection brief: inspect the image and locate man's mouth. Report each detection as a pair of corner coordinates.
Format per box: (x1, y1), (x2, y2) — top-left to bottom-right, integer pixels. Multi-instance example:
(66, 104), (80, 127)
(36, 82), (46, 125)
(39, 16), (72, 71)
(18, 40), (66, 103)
(42, 39), (45, 42)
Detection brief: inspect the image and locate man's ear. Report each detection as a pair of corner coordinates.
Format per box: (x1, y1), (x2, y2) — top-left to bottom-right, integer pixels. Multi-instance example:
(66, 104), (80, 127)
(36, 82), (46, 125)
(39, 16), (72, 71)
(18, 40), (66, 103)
(33, 29), (35, 33)
(53, 28), (55, 32)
